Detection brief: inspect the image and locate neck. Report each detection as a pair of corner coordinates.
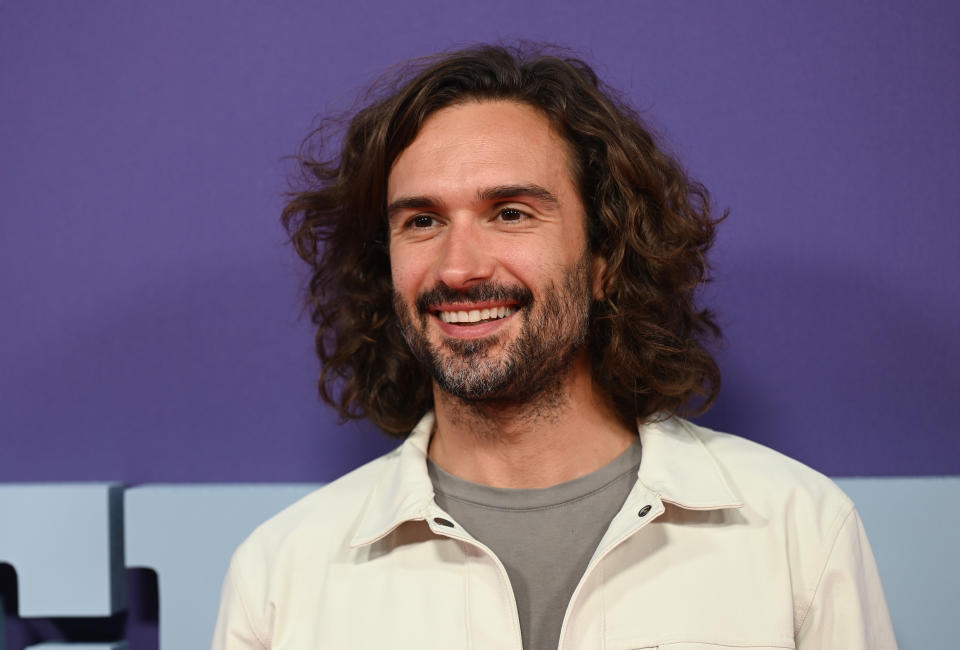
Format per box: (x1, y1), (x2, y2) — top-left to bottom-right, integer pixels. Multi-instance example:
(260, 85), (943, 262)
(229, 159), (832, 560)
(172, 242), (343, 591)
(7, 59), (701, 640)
(428, 351), (637, 488)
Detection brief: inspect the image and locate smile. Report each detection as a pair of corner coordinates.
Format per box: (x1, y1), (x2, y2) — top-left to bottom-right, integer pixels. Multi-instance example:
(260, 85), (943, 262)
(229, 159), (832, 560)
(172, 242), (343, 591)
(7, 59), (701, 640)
(437, 306), (518, 324)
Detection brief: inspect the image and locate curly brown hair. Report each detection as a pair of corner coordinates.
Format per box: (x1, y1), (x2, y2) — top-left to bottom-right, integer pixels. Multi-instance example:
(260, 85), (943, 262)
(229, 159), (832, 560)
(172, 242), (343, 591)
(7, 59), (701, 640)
(282, 44), (723, 436)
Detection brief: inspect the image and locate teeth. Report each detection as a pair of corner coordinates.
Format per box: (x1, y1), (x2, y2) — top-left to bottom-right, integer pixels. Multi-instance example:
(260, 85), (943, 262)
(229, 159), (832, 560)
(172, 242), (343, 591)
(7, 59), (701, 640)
(439, 306), (517, 323)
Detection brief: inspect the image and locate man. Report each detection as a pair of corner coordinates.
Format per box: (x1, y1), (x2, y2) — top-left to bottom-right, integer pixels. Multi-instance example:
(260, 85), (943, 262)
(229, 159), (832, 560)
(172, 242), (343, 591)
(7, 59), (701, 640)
(213, 45), (896, 649)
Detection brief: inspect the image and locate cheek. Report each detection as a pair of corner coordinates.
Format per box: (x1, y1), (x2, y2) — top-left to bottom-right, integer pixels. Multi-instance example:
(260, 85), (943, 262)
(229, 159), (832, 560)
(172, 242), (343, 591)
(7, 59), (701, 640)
(389, 249), (423, 298)
(498, 237), (585, 280)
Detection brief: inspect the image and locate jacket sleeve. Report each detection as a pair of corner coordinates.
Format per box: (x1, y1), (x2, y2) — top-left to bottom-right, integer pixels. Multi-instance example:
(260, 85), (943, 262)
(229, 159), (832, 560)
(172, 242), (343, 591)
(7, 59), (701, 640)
(211, 556), (269, 650)
(796, 506), (898, 649)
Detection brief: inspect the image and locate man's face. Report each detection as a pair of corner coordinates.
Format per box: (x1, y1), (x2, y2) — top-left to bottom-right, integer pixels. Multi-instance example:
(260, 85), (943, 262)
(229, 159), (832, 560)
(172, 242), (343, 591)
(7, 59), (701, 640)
(387, 100), (599, 403)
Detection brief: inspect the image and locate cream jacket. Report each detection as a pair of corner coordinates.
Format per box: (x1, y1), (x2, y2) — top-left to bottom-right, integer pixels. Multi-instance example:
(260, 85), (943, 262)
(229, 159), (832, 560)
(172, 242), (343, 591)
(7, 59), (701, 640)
(212, 415), (897, 649)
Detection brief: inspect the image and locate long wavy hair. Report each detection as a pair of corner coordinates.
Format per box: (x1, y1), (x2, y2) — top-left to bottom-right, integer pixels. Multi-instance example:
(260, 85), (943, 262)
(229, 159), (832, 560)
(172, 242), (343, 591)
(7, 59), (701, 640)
(282, 44), (723, 435)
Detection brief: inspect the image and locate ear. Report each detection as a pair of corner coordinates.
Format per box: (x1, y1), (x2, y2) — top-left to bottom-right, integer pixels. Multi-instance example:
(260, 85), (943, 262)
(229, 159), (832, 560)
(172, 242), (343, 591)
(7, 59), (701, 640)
(590, 254), (608, 300)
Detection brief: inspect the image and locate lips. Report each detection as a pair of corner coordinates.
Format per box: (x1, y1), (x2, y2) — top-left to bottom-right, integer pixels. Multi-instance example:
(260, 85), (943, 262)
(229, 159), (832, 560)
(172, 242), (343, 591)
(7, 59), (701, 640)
(416, 284), (533, 326)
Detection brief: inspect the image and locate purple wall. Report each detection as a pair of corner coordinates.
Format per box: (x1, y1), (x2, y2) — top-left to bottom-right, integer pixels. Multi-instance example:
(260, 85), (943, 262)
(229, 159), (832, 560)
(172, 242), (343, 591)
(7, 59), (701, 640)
(2, 0), (958, 484)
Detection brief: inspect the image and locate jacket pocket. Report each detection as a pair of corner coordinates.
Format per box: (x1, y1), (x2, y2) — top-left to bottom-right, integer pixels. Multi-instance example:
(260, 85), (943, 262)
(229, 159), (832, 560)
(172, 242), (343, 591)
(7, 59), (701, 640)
(607, 642), (796, 650)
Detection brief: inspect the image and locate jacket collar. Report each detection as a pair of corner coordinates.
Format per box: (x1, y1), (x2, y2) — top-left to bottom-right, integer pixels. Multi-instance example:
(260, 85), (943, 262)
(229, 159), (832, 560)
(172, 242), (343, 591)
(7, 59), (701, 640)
(351, 412), (437, 547)
(351, 412), (741, 547)
(636, 417), (743, 510)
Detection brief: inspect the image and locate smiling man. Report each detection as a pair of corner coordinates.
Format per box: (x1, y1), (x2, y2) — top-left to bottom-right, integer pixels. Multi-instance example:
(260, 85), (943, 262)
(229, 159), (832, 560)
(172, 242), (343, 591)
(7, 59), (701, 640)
(386, 100), (628, 480)
(213, 46), (897, 650)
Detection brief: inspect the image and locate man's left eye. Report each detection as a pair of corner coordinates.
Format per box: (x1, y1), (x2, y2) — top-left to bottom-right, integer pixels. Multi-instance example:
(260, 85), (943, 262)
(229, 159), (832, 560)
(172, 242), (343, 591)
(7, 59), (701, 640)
(409, 215), (437, 228)
(498, 208), (527, 222)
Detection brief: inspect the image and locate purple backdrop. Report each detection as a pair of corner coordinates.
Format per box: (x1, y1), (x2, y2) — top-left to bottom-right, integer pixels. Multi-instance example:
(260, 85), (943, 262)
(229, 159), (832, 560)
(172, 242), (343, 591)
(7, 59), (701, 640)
(2, 0), (958, 487)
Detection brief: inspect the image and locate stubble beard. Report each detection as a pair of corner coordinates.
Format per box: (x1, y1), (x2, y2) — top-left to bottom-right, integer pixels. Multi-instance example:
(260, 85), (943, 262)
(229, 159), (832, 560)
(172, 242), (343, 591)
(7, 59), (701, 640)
(393, 256), (593, 408)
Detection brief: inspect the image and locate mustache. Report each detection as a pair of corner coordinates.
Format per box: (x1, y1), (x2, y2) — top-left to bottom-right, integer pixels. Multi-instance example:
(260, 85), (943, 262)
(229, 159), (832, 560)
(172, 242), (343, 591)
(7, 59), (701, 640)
(415, 282), (534, 315)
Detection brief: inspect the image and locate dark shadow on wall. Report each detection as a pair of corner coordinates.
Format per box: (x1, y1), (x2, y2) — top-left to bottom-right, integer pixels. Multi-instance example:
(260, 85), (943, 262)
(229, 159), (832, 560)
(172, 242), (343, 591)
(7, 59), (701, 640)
(0, 563), (19, 615)
(125, 568), (159, 650)
(0, 564), (157, 650)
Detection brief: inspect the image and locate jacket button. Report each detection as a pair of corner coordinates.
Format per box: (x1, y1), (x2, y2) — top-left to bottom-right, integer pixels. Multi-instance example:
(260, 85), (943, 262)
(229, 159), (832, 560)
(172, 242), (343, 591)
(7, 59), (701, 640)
(433, 517), (455, 527)
(638, 505), (652, 517)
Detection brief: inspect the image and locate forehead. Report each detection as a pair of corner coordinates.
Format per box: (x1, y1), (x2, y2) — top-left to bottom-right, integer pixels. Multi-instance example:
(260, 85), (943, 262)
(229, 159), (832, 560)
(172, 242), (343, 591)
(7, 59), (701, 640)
(387, 100), (576, 200)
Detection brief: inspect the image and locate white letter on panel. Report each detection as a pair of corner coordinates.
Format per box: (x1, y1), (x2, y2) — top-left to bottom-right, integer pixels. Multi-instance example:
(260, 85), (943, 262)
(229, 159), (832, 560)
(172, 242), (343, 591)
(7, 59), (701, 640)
(0, 483), (125, 619)
(124, 484), (318, 650)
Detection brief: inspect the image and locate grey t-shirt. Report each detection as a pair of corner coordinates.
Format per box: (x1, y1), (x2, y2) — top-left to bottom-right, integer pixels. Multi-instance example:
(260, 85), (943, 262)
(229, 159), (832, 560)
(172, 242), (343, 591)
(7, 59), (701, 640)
(428, 438), (642, 650)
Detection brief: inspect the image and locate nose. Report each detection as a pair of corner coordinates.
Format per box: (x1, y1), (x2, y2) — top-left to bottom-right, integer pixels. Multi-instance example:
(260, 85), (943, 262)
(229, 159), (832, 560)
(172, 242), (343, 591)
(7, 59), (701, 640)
(435, 220), (495, 290)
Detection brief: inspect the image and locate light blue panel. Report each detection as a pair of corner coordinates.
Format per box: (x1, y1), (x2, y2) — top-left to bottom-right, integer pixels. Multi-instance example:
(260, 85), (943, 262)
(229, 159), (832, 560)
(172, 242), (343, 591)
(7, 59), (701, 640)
(835, 476), (960, 650)
(0, 483), (125, 617)
(124, 484), (319, 650)
(24, 641), (130, 650)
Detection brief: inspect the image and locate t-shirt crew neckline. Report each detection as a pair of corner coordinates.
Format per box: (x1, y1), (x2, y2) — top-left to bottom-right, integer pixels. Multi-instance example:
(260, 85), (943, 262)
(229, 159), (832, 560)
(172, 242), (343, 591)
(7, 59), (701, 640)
(427, 435), (643, 511)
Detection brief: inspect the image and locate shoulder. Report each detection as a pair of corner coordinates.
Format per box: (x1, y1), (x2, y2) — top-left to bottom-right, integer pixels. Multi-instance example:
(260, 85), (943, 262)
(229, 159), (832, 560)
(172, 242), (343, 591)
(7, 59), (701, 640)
(213, 446), (405, 646)
(229, 445), (400, 583)
(691, 418), (850, 498)
(650, 419), (873, 627)
(661, 417), (856, 539)
(669, 421), (896, 644)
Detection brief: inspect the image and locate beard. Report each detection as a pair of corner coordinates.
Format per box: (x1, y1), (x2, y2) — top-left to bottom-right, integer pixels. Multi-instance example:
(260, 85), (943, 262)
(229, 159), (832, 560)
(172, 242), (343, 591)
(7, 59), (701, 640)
(393, 255), (593, 405)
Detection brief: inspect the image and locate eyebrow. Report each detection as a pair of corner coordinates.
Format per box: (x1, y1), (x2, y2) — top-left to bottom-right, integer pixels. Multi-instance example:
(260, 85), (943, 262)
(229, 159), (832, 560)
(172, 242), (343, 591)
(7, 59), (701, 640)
(386, 183), (560, 220)
(386, 195), (441, 219)
(477, 184), (559, 208)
